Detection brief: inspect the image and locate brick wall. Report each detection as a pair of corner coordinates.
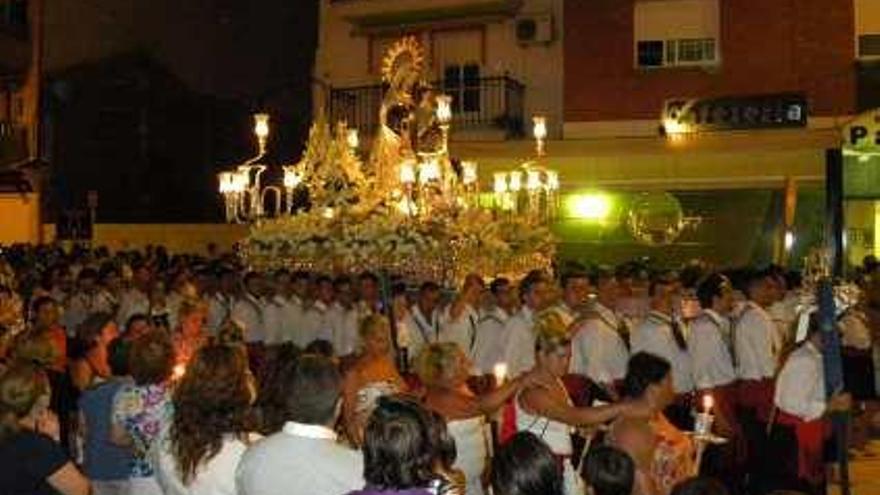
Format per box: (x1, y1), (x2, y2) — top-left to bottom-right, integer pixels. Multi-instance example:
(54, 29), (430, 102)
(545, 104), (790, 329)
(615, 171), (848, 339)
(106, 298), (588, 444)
(564, 0), (856, 122)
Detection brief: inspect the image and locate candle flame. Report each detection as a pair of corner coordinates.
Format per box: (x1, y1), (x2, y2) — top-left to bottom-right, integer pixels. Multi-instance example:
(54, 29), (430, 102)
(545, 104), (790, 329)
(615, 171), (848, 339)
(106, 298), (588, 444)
(493, 363), (508, 384)
(173, 363), (187, 381)
(702, 394), (714, 413)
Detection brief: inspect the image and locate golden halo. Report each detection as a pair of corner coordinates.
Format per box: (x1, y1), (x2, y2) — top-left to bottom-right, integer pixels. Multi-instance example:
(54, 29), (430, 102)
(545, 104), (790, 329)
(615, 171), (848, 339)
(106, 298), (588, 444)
(381, 36), (425, 84)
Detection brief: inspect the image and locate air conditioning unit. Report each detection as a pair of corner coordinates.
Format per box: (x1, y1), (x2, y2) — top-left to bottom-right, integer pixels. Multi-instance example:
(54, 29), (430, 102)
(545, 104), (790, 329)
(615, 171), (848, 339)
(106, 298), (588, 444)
(515, 13), (553, 45)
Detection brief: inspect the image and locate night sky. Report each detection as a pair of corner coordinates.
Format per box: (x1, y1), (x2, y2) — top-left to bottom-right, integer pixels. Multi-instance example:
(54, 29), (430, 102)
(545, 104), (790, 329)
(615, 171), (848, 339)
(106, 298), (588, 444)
(41, 0), (320, 222)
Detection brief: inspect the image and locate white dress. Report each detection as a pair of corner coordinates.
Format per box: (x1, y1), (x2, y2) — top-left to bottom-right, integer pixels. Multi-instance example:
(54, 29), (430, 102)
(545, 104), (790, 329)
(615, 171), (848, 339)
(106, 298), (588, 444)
(447, 417), (492, 495)
(515, 393), (582, 495)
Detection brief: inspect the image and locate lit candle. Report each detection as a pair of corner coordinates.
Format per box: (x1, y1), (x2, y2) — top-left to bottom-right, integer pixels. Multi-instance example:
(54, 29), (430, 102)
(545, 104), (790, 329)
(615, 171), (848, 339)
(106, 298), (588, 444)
(173, 363), (186, 381)
(509, 171), (522, 192)
(546, 170), (559, 191)
(418, 159), (440, 184)
(702, 394), (714, 414)
(526, 170), (541, 191)
(462, 161), (478, 185)
(436, 94), (453, 125)
(532, 115), (547, 141)
(253, 113), (270, 141)
(283, 167), (302, 189)
(493, 172), (508, 194)
(347, 128), (359, 150)
(218, 172), (234, 194)
(493, 363), (508, 385)
(400, 160), (416, 185)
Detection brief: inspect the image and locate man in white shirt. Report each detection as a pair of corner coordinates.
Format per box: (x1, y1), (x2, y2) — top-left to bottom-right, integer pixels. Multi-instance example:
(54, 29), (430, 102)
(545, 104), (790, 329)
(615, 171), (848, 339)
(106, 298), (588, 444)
(329, 276), (360, 357)
(301, 276), (336, 348)
(205, 267), (238, 334)
(473, 277), (517, 375)
(734, 269), (780, 423)
(502, 272), (554, 376)
(63, 268), (116, 332)
(116, 262), (152, 329)
(231, 272), (267, 345)
(689, 273), (742, 479)
(237, 355), (363, 495)
(439, 274), (484, 359)
(259, 270), (298, 345)
(570, 268), (630, 395)
(771, 321), (851, 491)
(632, 273), (694, 428)
(689, 273), (737, 395)
(550, 270), (590, 330)
(401, 281), (441, 366)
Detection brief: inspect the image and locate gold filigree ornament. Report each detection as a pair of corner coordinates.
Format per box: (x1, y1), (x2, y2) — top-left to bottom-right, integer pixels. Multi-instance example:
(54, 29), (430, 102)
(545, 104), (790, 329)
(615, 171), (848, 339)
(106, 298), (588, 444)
(381, 36), (426, 87)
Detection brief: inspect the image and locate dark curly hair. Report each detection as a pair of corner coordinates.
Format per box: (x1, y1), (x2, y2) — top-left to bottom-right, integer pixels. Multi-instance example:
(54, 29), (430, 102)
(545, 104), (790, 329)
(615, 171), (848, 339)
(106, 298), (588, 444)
(170, 343), (254, 484)
(363, 395), (435, 490)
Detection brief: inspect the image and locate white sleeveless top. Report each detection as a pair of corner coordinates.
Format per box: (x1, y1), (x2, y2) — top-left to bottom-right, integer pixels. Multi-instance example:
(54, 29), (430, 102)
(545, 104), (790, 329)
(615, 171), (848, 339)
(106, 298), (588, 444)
(514, 390), (573, 456)
(448, 417), (491, 495)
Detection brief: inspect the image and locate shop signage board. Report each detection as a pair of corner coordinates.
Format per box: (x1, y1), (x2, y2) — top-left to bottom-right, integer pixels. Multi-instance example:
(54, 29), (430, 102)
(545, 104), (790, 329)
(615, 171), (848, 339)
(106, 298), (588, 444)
(843, 109), (880, 151)
(662, 93), (808, 133)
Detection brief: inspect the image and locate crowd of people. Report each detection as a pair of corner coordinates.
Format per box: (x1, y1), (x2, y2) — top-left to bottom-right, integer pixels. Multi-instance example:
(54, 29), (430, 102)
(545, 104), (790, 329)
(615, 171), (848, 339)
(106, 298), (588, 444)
(0, 242), (879, 495)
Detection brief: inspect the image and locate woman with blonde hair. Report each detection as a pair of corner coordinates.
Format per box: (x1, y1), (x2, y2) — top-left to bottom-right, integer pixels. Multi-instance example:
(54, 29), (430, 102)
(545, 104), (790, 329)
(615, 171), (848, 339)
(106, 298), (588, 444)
(514, 312), (649, 495)
(417, 342), (549, 495)
(0, 363), (90, 495)
(341, 313), (406, 446)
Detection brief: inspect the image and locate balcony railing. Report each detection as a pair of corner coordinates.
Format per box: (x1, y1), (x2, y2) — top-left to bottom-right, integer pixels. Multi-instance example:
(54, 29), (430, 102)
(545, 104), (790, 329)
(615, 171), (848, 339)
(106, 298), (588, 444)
(0, 121), (27, 166)
(328, 76), (525, 139)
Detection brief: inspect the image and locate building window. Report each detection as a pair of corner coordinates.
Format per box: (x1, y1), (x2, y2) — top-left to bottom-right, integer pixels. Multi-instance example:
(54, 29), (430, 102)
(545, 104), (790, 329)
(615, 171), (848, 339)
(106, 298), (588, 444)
(637, 40), (665, 67)
(634, 0), (720, 68)
(637, 38), (717, 68)
(859, 34), (880, 58)
(0, 0), (28, 35)
(443, 63), (481, 113)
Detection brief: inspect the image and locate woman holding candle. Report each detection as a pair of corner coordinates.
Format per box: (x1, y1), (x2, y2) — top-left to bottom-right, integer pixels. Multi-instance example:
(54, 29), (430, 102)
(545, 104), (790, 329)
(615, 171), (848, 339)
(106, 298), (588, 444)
(416, 342), (551, 495)
(514, 313), (650, 495)
(607, 352), (695, 495)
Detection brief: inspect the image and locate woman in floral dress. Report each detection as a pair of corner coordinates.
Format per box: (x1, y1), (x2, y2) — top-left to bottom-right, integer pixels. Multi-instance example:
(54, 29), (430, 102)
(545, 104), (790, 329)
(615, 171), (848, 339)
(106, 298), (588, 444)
(111, 330), (175, 495)
(608, 352), (695, 495)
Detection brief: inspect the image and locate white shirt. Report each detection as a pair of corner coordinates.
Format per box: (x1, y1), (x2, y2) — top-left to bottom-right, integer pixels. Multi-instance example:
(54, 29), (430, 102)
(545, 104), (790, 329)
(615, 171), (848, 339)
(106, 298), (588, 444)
(206, 292), (235, 334)
(117, 288), (149, 328)
(236, 422), (363, 495)
(231, 293), (265, 343)
(774, 342), (826, 421)
(570, 303), (629, 385)
(734, 302), (779, 380)
(687, 309), (736, 390)
(768, 293), (799, 350)
(63, 290), (116, 332)
(439, 303), (479, 357)
(262, 296), (289, 345)
(329, 302), (360, 356)
(301, 300), (335, 347)
(502, 306), (537, 377)
(473, 306), (511, 375)
(156, 432), (261, 495)
(402, 304), (440, 363)
(632, 311), (694, 394)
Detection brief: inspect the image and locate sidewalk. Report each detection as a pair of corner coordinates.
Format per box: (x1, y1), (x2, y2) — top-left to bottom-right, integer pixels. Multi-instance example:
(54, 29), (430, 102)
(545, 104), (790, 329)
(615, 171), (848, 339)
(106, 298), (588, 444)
(829, 441), (880, 495)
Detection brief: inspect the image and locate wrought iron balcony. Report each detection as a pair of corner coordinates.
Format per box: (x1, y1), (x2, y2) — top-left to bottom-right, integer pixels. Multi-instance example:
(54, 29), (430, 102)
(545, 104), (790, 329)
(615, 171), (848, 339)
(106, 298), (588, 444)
(328, 76), (525, 139)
